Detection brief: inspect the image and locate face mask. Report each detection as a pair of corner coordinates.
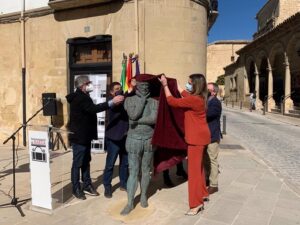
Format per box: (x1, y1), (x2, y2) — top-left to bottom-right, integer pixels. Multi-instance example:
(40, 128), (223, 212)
(85, 83), (94, 93)
(185, 83), (193, 92)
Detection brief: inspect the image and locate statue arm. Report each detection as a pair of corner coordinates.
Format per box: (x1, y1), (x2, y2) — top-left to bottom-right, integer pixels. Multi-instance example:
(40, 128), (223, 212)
(137, 100), (158, 125)
(124, 97), (146, 121)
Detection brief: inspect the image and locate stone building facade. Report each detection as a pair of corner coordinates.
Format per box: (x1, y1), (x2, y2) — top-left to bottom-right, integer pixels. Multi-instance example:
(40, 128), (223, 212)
(0, 0), (217, 142)
(224, 0), (300, 115)
(206, 40), (249, 97)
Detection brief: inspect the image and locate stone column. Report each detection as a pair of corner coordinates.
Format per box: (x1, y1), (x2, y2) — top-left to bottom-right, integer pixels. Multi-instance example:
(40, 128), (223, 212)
(267, 67), (275, 112)
(284, 60), (294, 113)
(254, 71), (262, 110)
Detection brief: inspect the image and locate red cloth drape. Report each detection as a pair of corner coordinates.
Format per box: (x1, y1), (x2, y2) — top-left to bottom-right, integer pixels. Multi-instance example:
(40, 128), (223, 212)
(152, 78), (187, 174)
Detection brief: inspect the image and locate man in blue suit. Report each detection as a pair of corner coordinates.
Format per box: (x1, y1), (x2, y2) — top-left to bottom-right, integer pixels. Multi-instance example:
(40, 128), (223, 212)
(103, 82), (129, 198)
(205, 82), (222, 195)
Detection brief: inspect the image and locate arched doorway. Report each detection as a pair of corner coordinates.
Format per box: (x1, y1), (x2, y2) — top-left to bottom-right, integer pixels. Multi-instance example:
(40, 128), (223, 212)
(259, 57), (269, 102)
(272, 53), (285, 105)
(286, 33), (300, 107)
(247, 61), (256, 93)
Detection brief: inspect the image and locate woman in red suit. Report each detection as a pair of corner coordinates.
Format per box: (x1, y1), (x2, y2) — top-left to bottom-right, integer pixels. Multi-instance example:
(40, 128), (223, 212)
(159, 74), (211, 216)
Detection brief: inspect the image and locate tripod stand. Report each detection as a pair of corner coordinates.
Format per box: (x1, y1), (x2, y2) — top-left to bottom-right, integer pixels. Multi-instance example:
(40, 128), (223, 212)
(0, 102), (50, 217)
(49, 116), (67, 151)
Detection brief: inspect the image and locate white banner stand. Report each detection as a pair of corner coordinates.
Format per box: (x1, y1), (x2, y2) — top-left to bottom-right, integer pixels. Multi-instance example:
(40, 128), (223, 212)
(28, 129), (52, 214)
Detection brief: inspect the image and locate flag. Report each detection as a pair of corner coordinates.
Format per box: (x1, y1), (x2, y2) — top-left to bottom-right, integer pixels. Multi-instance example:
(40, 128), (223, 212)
(133, 55), (140, 76)
(120, 56), (127, 91)
(126, 54), (133, 90)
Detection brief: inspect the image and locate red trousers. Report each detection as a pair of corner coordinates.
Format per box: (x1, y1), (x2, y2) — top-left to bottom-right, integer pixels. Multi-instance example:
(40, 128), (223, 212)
(187, 145), (208, 208)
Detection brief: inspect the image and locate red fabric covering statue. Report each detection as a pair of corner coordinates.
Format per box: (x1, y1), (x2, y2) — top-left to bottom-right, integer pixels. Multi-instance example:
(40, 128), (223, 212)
(133, 74), (187, 174)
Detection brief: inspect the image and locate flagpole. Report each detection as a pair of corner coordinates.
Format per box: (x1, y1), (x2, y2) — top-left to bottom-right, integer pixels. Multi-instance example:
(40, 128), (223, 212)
(21, 0), (27, 146)
(135, 0), (139, 55)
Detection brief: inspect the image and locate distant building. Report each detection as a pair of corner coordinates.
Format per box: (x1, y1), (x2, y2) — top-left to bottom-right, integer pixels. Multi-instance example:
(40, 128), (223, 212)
(206, 40), (250, 97)
(0, 0), (217, 142)
(224, 0), (300, 116)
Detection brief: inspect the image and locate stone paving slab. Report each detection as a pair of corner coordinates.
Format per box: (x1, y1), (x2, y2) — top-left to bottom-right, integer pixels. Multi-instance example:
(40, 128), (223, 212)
(1, 133), (300, 225)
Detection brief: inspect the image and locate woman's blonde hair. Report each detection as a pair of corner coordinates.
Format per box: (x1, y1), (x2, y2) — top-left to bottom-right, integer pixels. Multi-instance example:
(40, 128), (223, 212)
(189, 74), (208, 103)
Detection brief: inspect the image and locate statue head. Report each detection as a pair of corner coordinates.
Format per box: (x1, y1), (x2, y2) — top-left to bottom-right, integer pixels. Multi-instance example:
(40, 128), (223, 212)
(136, 81), (150, 96)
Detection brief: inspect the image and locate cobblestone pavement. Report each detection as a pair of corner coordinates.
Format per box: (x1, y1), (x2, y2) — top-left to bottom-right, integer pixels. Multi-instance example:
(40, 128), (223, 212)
(1, 133), (300, 224)
(223, 106), (300, 194)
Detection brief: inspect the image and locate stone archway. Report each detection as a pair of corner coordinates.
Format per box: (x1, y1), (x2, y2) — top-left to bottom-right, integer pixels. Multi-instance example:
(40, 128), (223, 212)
(269, 42), (285, 106)
(286, 32), (300, 107)
(257, 51), (269, 102)
(246, 57), (256, 93)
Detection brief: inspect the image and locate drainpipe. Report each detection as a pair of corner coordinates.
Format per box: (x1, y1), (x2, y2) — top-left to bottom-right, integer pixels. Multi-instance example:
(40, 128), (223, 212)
(21, 0), (27, 146)
(135, 0), (139, 55)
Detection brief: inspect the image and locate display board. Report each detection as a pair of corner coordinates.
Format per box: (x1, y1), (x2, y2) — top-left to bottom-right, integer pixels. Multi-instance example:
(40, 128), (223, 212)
(28, 130), (52, 210)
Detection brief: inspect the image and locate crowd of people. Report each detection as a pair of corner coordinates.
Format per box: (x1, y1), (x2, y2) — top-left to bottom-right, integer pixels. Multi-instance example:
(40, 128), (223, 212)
(66, 73), (222, 216)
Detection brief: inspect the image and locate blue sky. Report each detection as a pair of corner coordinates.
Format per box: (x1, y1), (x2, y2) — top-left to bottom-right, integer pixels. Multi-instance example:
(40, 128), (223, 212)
(208, 0), (268, 43)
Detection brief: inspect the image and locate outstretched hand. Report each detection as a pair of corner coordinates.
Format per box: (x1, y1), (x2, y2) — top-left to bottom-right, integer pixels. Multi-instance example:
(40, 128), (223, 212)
(158, 74), (168, 87)
(112, 95), (124, 105)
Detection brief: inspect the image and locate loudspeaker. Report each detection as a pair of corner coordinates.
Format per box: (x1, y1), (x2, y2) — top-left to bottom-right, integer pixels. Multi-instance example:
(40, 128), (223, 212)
(42, 93), (57, 116)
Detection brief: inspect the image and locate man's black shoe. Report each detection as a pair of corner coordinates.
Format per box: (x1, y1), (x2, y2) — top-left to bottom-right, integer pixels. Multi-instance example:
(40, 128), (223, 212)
(73, 189), (86, 200)
(83, 185), (99, 196)
(104, 187), (112, 198)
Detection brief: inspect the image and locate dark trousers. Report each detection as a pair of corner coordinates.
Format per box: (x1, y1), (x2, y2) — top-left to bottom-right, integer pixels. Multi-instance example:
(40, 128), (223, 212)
(103, 138), (128, 189)
(71, 143), (92, 192)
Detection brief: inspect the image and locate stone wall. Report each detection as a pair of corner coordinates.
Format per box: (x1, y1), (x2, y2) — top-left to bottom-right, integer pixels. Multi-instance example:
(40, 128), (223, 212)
(0, 0), (210, 142)
(207, 41), (248, 97)
(277, 0), (300, 24)
(207, 42), (247, 83)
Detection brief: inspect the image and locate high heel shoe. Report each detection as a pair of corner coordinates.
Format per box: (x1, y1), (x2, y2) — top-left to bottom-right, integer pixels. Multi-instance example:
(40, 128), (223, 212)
(185, 204), (204, 216)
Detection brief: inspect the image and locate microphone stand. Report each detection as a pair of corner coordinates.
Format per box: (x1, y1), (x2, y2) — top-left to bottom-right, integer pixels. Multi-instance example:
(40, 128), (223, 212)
(0, 101), (50, 217)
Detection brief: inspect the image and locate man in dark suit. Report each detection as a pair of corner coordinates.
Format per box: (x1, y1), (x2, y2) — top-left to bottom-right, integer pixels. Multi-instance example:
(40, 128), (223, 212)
(204, 82), (222, 195)
(66, 75), (124, 200)
(103, 82), (129, 198)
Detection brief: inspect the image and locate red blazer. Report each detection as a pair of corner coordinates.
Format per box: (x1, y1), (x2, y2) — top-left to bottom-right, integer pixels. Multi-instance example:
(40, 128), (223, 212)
(167, 90), (211, 146)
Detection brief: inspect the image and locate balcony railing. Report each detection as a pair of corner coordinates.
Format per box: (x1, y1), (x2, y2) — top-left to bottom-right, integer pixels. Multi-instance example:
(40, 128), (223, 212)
(48, 0), (116, 10)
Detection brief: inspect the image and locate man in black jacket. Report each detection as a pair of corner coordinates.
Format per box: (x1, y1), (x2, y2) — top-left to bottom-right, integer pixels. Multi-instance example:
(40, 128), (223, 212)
(204, 82), (222, 195)
(66, 75), (124, 200)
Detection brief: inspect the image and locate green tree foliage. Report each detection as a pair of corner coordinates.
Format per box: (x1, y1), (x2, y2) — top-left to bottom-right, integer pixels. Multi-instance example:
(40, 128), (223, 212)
(216, 75), (225, 85)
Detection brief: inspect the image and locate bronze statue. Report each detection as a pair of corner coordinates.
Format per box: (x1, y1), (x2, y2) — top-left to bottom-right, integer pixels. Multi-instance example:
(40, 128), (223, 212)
(120, 77), (158, 215)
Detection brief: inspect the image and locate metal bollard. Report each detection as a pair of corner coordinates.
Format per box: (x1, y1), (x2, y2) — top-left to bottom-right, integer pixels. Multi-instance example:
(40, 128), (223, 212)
(232, 101), (234, 108)
(222, 115), (226, 135)
(240, 101), (243, 110)
(225, 100), (228, 106)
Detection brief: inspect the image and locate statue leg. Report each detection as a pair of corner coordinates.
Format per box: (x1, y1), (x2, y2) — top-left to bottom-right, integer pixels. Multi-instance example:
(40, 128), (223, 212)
(121, 138), (142, 215)
(140, 140), (154, 208)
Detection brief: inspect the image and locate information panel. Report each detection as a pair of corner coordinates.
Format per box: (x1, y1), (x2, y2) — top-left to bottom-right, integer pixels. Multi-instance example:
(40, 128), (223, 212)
(28, 130), (52, 210)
